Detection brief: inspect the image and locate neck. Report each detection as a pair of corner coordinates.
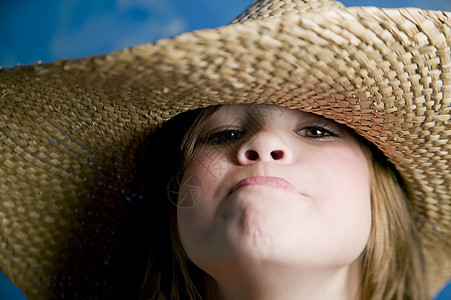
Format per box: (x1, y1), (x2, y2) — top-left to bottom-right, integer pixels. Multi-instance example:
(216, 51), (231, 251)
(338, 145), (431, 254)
(203, 259), (362, 300)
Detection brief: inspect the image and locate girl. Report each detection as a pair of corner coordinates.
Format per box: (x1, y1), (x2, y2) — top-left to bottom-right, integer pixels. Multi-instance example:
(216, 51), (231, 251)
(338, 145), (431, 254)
(140, 104), (427, 299)
(0, 0), (449, 299)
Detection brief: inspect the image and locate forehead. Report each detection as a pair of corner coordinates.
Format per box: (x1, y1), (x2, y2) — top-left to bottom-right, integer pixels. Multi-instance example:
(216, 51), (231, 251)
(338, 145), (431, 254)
(205, 104), (316, 125)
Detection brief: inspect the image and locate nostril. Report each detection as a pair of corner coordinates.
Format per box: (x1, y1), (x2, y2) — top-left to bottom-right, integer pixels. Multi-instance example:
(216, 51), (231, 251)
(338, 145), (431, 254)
(245, 150), (259, 161)
(271, 150), (284, 160)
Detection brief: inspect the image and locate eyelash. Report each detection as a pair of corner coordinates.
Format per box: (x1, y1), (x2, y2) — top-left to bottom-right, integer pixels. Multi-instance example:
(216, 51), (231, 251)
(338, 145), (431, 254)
(203, 123), (340, 145)
(297, 124), (339, 140)
(204, 128), (246, 145)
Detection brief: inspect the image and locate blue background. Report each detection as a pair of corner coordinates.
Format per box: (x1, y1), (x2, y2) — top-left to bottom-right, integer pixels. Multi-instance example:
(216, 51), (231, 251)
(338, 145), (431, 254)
(1, 0), (450, 298)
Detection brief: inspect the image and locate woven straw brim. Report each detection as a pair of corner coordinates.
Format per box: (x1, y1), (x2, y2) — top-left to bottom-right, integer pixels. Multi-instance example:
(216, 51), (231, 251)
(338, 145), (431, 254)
(0, 5), (450, 298)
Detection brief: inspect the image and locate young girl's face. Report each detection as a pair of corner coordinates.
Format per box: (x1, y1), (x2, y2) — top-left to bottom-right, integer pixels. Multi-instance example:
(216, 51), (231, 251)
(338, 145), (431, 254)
(177, 104), (371, 277)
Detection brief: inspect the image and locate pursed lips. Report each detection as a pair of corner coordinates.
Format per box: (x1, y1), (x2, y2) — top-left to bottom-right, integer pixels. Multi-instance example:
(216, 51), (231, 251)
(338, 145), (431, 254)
(232, 176), (299, 194)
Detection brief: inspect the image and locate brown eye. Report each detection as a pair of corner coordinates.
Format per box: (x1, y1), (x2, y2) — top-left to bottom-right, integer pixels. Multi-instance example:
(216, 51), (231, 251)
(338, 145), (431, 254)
(205, 129), (246, 144)
(297, 126), (336, 139)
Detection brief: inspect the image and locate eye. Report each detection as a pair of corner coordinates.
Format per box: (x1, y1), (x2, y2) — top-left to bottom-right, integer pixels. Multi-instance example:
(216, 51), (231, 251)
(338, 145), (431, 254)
(205, 128), (246, 144)
(297, 126), (337, 139)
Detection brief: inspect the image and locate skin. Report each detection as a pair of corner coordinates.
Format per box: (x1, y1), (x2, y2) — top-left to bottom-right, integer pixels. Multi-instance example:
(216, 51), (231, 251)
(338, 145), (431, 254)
(177, 104), (371, 300)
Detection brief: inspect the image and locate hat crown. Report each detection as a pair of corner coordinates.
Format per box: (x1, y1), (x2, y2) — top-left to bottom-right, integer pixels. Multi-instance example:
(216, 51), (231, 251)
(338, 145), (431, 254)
(232, 0), (345, 23)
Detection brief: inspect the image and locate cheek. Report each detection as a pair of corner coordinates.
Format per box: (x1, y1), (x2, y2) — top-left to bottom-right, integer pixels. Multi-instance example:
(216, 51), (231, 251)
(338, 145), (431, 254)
(313, 145), (372, 258)
(320, 148), (371, 207)
(184, 147), (233, 186)
(176, 150), (231, 252)
(178, 150), (228, 207)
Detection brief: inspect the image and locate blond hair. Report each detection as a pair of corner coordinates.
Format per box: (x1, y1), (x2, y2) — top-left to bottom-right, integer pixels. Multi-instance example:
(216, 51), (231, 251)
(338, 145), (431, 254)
(140, 106), (428, 300)
(360, 141), (428, 299)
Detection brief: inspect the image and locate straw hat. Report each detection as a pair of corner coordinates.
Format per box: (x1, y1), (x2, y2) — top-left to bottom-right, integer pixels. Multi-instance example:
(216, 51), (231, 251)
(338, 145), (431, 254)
(0, 0), (450, 298)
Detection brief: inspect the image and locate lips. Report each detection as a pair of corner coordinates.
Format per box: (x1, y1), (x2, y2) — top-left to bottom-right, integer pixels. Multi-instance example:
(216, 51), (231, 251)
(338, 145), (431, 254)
(233, 176), (299, 194)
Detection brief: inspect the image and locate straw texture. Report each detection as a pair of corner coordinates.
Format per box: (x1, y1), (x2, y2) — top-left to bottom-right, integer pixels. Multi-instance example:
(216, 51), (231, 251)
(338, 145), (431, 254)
(0, 0), (450, 298)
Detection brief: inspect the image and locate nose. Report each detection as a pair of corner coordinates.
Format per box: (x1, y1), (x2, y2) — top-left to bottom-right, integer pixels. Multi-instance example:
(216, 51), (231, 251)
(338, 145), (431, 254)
(236, 131), (292, 165)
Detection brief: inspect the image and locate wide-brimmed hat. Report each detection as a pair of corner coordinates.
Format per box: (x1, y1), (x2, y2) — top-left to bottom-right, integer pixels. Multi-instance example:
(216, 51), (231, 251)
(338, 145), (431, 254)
(1, 0), (450, 298)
